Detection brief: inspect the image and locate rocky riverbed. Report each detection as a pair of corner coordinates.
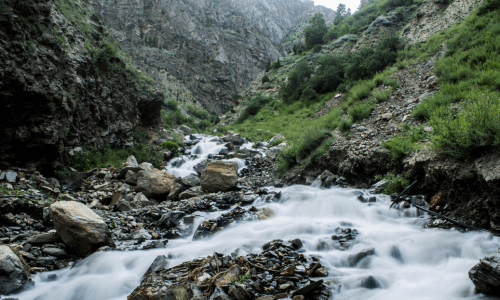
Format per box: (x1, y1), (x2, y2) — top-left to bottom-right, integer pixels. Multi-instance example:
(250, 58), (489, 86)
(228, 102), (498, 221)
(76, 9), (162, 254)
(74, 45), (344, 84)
(1, 129), (500, 300)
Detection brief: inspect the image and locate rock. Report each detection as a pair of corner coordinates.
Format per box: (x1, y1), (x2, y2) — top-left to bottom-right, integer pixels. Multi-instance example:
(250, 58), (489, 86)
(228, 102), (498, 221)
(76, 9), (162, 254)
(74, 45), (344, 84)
(167, 178), (185, 201)
(200, 161), (238, 193)
(27, 232), (61, 244)
(157, 211), (186, 228)
(125, 170), (138, 186)
(360, 276), (381, 289)
(4, 172), (17, 183)
(265, 147), (279, 160)
(291, 279), (323, 296)
(136, 169), (176, 199)
(0, 245), (29, 294)
(418, 92), (433, 102)
(210, 286), (231, 300)
(133, 193), (157, 207)
(49, 201), (115, 256)
(41, 247), (67, 257)
(381, 113), (392, 120)
(126, 155), (139, 167)
(178, 125), (192, 135)
(427, 76), (438, 88)
(130, 229), (152, 240)
(194, 162), (209, 174)
(469, 251), (500, 296)
(181, 174), (200, 187)
(143, 255), (169, 278)
(429, 193), (442, 209)
(315, 267), (328, 277)
(115, 200), (133, 212)
(258, 207), (275, 220)
(290, 239), (303, 250)
(139, 162), (154, 171)
(223, 133), (244, 145)
(179, 186), (203, 200)
(117, 167), (143, 179)
(171, 130), (185, 142)
(347, 248), (375, 267)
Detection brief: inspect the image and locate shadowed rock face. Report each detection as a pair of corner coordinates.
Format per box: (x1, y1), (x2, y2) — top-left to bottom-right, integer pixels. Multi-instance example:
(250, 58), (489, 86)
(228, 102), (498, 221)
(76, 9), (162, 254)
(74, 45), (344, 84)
(0, 0), (163, 170)
(89, 0), (334, 114)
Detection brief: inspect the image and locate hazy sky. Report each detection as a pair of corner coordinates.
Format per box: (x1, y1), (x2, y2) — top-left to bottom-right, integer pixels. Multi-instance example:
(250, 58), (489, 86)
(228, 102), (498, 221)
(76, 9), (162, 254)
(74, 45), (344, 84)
(313, 0), (361, 12)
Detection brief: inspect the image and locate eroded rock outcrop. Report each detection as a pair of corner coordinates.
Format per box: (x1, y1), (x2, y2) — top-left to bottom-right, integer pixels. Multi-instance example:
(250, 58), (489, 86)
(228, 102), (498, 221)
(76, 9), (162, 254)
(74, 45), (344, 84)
(469, 251), (500, 296)
(0, 0), (163, 170)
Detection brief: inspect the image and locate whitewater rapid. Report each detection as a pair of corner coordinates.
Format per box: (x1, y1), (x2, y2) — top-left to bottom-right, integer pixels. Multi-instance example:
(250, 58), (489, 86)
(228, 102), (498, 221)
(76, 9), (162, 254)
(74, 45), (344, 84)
(12, 136), (500, 300)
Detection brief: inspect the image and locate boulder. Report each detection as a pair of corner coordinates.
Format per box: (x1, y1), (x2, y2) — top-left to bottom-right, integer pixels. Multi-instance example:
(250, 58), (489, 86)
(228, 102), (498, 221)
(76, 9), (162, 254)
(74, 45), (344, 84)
(0, 245), (29, 295)
(26, 232), (61, 244)
(178, 125), (192, 135)
(200, 161), (238, 193)
(157, 211), (186, 229)
(179, 186), (203, 200)
(182, 174), (200, 187)
(223, 134), (244, 145)
(49, 201), (115, 256)
(194, 162), (208, 174)
(136, 169), (176, 199)
(167, 178), (184, 201)
(469, 251), (500, 296)
(126, 155), (139, 167)
(265, 147), (279, 160)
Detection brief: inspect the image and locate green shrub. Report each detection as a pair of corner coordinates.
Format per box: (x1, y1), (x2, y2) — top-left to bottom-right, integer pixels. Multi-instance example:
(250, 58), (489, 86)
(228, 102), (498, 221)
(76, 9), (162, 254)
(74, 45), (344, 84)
(300, 86), (319, 104)
(348, 100), (376, 122)
(374, 89), (391, 102)
(338, 118), (353, 133)
(235, 95), (270, 124)
(279, 61), (314, 103)
(350, 83), (372, 101)
(374, 172), (410, 194)
(262, 75), (270, 84)
(304, 13), (327, 49)
(164, 99), (178, 110)
(159, 140), (181, 157)
(383, 76), (399, 88)
(382, 124), (427, 161)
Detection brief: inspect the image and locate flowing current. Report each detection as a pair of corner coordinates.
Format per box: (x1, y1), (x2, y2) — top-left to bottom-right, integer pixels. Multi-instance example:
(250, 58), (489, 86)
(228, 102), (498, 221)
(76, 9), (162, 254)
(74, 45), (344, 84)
(13, 136), (500, 300)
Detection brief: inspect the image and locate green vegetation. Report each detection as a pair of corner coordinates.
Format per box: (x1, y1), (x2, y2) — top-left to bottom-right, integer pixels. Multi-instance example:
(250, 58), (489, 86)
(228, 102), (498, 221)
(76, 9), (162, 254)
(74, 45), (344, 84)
(304, 13), (328, 49)
(374, 172), (410, 194)
(161, 101), (217, 132)
(384, 0), (500, 158)
(69, 131), (163, 171)
(159, 140), (182, 157)
(382, 124), (428, 161)
(235, 95), (271, 124)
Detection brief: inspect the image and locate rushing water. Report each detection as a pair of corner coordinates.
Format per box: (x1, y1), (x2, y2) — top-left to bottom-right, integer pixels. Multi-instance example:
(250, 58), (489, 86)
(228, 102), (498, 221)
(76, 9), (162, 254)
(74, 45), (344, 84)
(12, 136), (500, 300)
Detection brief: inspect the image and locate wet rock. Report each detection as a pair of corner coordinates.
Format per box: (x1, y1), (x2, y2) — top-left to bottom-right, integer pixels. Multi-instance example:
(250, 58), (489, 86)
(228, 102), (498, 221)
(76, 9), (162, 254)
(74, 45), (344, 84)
(200, 161), (238, 193)
(258, 207), (275, 220)
(0, 245), (29, 295)
(130, 229), (152, 240)
(290, 239), (303, 250)
(360, 276), (381, 289)
(41, 247), (67, 257)
(469, 251), (500, 296)
(390, 245), (404, 263)
(265, 147), (279, 160)
(194, 162), (209, 174)
(124, 170), (138, 186)
(126, 155), (139, 168)
(49, 201), (115, 256)
(291, 279), (324, 296)
(347, 248), (375, 267)
(136, 169), (176, 199)
(4, 172), (17, 183)
(157, 211), (186, 229)
(167, 178), (185, 201)
(182, 174), (200, 187)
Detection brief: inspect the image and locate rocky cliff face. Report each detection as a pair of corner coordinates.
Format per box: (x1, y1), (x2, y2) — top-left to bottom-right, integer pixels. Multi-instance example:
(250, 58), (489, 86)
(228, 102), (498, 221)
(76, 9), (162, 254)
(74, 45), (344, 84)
(0, 0), (163, 171)
(89, 0), (334, 114)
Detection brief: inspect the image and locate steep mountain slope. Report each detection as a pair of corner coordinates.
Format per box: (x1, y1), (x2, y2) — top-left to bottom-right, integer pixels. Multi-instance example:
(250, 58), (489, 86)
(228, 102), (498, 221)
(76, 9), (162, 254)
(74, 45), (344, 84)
(0, 0), (163, 171)
(88, 0), (335, 114)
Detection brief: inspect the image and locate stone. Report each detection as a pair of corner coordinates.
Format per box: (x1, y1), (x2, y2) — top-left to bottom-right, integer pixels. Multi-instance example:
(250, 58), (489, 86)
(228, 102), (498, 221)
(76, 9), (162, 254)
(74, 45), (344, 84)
(130, 229), (152, 240)
(117, 167), (143, 179)
(279, 281), (294, 290)
(61, 194), (78, 202)
(315, 267), (328, 277)
(126, 155), (139, 167)
(115, 200), (132, 212)
(179, 186), (203, 200)
(469, 251), (500, 296)
(157, 211), (186, 228)
(348, 248), (375, 267)
(360, 276), (381, 289)
(200, 161), (238, 193)
(0, 245), (29, 294)
(291, 279), (323, 296)
(418, 92), (433, 102)
(27, 232), (61, 244)
(49, 201), (115, 256)
(223, 133), (244, 145)
(181, 174), (200, 187)
(4, 172), (17, 183)
(194, 162), (208, 174)
(125, 170), (138, 185)
(136, 169), (176, 199)
(41, 247), (67, 257)
(210, 286), (231, 300)
(429, 193), (442, 209)
(265, 147), (280, 160)
(381, 113), (392, 120)
(290, 239), (303, 250)
(167, 178), (185, 201)
(258, 207), (275, 220)
(178, 125), (192, 135)
(138, 162), (154, 171)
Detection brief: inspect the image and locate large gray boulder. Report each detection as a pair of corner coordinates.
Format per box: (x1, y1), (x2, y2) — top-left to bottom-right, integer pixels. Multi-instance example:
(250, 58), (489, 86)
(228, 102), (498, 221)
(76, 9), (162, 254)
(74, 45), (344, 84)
(49, 201), (115, 256)
(178, 125), (192, 135)
(200, 161), (238, 193)
(181, 174), (200, 187)
(222, 133), (244, 145)
(0, 245), (29, 295)
(136, 169), (176, 199)
(469, 251), (500, 296)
